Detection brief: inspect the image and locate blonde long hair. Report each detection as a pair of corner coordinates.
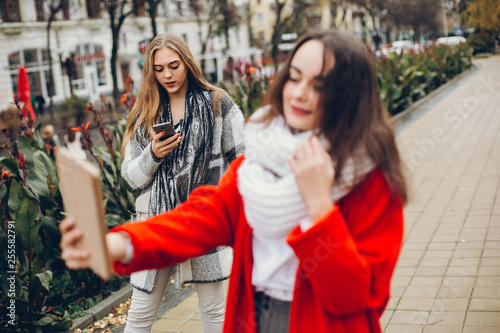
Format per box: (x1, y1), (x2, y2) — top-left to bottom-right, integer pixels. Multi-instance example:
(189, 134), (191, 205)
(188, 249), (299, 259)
(122, 33), (227, 155)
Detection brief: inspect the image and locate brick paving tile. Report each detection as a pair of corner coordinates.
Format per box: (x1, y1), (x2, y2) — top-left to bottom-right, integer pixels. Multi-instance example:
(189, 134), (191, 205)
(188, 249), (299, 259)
(383, 55), (500, 332)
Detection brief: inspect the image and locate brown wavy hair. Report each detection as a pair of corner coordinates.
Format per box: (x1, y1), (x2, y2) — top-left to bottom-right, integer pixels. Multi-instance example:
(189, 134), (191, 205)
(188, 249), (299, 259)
(265, 29), (407, 204)
(122, 33), (227, 155)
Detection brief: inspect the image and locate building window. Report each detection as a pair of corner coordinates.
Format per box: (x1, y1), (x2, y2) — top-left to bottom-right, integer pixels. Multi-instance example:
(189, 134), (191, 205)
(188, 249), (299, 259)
(8, 48), (55, 98)
(35, 0), (45, 21)
(70, 43), (107, 91)
(257, 13), (263, 25)
(86, 0), (100, 19)
(62, 0), (70, 20)
(35, 0), (69, 21)
(133, 0), (143, 16)
(0, 0), (21, 22)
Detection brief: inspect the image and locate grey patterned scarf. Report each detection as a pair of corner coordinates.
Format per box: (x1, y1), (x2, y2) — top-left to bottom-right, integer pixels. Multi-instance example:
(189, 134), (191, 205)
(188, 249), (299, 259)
(147, 84), (214, 215)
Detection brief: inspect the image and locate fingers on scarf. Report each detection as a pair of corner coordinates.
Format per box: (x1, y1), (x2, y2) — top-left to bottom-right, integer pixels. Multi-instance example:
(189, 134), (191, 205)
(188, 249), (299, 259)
(288, 155), (299, 174)
(314, 140), (333, 166)
(295, 138), (314, 161)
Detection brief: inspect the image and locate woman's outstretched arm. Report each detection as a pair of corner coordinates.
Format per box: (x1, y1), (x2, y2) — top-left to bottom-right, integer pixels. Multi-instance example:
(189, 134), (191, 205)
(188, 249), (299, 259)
(59, 217), (130, 268)
(60, 156), (245, 275)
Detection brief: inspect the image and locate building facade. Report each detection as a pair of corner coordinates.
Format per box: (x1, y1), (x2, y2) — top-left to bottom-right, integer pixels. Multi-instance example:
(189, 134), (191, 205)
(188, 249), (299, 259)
(0, 0), (257, 111)
(248, 0), (381, 49)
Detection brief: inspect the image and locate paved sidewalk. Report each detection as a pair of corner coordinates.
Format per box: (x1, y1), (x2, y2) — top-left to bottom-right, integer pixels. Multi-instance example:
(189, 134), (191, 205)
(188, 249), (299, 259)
(151, 55), (500, 333)
(382, 55), (500, 333)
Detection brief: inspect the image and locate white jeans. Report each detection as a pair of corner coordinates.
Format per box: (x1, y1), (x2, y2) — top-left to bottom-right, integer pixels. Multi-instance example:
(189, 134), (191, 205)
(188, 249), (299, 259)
(124, 266), (226, 333)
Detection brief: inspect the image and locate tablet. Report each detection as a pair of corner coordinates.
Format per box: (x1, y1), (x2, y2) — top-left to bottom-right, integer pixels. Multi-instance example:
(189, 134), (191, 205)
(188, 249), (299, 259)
(56, 147), (113, 280)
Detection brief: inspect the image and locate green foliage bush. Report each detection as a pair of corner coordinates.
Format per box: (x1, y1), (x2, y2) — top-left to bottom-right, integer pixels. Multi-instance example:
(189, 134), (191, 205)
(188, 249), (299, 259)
(226, 44), (473, 119)
(467, 32), (496, 55)
(376, 43), (473, 115)
(0, 100), (135, 332)
(221, 64), (270, 119)
(56, 95), (89, 127)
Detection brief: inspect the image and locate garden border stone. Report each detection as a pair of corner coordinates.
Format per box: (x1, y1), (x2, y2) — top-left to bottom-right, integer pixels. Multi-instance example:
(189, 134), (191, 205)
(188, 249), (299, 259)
(391, 66), (477, 126)
(69, 284), (133, 331)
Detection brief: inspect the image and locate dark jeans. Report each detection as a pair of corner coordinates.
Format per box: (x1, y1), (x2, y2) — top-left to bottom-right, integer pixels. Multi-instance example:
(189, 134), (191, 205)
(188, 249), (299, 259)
(254, 292), (291, 333)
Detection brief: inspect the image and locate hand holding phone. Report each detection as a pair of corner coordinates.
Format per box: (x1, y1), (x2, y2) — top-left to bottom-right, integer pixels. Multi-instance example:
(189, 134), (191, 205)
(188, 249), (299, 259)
(151, 122), (181, 159)
(153, 122), (177, 141)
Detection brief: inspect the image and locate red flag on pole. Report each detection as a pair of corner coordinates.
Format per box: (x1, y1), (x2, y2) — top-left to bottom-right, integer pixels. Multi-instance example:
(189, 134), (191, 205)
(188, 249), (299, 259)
(17, 66), (36, 122)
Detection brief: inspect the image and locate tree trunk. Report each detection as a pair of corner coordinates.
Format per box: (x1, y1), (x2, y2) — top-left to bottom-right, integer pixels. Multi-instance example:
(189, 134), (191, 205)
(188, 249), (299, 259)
(47, 19), (55, 122)
(246, 3), (254, 47)
(272, 3), (284, 73)
(148, 0), (158, 38)
(106, 2), (140, 105)
(111, 28), (120, 103)
(200, 36), (207, 75)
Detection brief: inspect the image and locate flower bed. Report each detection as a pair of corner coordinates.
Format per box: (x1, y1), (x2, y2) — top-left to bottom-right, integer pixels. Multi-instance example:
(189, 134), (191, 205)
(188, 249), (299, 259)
(0, 96), (135, 332)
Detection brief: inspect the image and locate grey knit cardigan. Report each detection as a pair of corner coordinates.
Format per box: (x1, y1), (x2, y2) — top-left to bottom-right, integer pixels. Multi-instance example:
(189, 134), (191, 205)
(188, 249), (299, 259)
(121, 92), (245, 292)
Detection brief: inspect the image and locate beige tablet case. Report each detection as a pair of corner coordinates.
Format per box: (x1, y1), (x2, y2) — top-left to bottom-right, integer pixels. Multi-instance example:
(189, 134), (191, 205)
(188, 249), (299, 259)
(56, 148), (112, 280)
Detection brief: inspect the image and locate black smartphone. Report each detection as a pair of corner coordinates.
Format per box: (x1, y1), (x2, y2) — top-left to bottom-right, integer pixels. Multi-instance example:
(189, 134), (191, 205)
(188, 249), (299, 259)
(152, 122), (177, 141)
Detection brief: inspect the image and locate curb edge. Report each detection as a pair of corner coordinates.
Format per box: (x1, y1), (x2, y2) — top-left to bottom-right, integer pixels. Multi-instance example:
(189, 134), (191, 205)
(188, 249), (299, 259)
(69, 284), (133, 331)
(391, 66), (477, 125)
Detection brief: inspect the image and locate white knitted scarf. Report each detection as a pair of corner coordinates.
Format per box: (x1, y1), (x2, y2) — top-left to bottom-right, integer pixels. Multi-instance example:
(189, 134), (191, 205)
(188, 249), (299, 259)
(238, 107), (375, 238)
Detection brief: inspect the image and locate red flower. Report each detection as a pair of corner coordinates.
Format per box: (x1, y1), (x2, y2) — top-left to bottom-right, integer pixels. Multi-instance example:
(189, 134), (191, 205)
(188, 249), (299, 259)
(103, 128), (109, 137)
(71, 127), (81, 132)
(120, 93), (128, 103)
(84, 121), (90, 132)
(1, 170), (10, 178)
(18, 152), (26, 169)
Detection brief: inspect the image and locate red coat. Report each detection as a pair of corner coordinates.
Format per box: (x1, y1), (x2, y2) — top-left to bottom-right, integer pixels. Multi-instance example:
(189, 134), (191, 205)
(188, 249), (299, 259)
(112, 156), (404, 333)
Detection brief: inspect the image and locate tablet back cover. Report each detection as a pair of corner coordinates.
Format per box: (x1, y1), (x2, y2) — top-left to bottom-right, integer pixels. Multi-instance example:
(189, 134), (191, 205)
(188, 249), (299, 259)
(56, 148), (112, 280)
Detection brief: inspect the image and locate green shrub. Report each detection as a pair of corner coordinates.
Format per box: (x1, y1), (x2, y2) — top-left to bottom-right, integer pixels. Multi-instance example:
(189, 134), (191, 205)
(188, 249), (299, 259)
(376, 43), (473, 114)
(0, 97), (135, 331)
(467, 32), (496, 55)
(221, 64), (270, 119)
(223, 45), (472, 119)
(56, 95), (89, 127)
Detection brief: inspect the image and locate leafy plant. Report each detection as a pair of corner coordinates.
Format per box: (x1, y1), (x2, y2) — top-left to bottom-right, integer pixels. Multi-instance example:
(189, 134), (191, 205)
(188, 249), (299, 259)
(376, 43), (472, 114)
(467, 32), (496, 54)
(56, 95), (89, 128)
(222, 45), (472, 119)
(0, 94), (135, 332)
(221, 62), (271, 119)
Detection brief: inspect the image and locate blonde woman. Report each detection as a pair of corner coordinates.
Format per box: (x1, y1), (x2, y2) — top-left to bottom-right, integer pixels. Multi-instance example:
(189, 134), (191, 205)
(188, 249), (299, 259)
(120, 33), (244, 332)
